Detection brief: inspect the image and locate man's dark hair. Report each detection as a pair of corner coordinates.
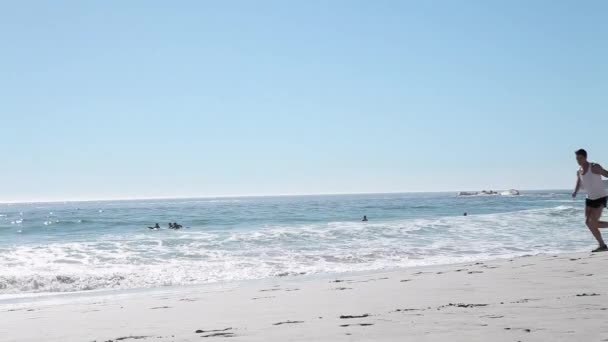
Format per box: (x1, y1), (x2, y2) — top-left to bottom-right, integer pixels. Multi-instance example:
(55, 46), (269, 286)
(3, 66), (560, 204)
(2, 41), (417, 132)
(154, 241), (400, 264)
(575, 149), (588, 158)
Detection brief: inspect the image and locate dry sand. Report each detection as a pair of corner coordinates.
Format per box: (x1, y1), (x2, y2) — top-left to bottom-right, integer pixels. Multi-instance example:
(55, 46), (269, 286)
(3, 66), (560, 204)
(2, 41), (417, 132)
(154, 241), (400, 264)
(2, 252), (608, 341)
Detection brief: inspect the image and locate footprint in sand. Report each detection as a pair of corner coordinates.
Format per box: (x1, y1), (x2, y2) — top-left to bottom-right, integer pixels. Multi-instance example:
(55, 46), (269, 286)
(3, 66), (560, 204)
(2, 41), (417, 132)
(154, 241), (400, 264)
(200, 332), (235, 338)
(340, 323), (374, 327)
(252, 296), (276, 300)
(273, 320), (304, 326)
(510, 298), (539, 304)
(394, 308), (421, 312)
(340, 314), (370, 319)
(105, 336), (150, 341)
(195, 328), (235, 337)
(438, 303), (488, 310)
(504, 328), (532, 333)
(195, 328), (232, 334)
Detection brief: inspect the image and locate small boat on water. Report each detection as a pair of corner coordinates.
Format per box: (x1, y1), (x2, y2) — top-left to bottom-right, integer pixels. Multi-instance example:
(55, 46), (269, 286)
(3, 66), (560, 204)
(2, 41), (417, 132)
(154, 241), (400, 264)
(500, 189), (520, 196)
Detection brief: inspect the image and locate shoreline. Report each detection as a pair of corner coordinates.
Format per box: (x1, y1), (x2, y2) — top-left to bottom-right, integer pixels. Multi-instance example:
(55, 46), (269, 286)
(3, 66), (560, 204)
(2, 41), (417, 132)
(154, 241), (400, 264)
(0, 247), (587, 305)
(3, 250), (607, 341)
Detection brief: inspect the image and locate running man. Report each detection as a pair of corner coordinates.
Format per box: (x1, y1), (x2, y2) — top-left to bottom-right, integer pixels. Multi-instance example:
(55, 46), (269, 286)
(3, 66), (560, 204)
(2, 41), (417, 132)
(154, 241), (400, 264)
(572, 149), (608, 252)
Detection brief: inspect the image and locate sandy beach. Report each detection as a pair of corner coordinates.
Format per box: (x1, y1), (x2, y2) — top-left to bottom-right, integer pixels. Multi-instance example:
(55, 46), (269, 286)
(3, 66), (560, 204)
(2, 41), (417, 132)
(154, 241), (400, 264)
(4, 0), (607, 340)
(3, 251), (608, 342)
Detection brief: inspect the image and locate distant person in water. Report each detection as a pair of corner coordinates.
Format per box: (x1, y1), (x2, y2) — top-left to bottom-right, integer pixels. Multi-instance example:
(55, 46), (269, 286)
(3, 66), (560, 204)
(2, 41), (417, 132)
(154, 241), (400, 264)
(173, 222), (182, 229)
(572, 149), (608, 252)
(168, 223), (174, 229)
(463, 212), (467, 216)
(362, 216), (368, 222)
(148, 223), (160, 230)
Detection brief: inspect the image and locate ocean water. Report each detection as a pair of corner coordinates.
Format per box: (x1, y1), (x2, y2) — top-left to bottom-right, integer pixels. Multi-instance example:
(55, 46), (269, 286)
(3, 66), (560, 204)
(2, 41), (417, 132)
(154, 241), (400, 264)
(0, 191), (592, 299)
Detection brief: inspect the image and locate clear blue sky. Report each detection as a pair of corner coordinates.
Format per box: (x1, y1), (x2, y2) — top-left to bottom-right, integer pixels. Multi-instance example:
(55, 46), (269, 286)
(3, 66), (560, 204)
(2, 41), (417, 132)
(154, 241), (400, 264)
(1, 1), (607, 202)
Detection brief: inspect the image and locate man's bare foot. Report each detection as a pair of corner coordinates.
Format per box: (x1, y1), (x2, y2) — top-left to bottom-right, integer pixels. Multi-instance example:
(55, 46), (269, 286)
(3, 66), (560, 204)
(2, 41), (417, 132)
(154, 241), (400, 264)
(592, 245), (608, 252)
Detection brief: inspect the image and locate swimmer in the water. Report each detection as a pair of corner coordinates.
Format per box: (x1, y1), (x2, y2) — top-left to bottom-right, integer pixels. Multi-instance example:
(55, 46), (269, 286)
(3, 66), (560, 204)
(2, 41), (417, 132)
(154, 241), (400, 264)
(148, 223), (160, 230)
(362, 215), (368, 222)
(173, 222), (182, 229)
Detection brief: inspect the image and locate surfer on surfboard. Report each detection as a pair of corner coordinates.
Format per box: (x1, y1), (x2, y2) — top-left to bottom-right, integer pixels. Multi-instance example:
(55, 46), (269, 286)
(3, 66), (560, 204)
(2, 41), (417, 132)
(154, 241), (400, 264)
(148, 223), (160, 230)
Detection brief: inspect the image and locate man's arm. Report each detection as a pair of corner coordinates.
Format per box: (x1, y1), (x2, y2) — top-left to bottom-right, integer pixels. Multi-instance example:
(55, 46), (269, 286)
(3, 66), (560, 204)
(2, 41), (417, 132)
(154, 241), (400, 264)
(601, 165), (608, 178)
(573, 172), (581, 198)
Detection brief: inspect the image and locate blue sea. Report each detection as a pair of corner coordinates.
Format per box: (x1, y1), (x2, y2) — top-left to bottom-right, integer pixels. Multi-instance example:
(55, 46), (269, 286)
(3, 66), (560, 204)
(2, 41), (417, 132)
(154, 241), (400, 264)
(0, 191), (591, 299)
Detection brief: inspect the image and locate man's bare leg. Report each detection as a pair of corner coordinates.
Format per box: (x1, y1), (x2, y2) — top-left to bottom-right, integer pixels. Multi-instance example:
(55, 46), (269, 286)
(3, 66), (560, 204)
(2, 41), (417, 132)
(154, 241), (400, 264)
(598, 220), (608, 228)
(586, 206), (608, 249)
(592, 206), (608, 228)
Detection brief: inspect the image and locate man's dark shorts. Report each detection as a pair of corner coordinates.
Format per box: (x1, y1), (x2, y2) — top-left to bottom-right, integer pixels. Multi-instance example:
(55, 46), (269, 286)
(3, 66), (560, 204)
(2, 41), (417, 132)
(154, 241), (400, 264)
(586, 196), (608, 208)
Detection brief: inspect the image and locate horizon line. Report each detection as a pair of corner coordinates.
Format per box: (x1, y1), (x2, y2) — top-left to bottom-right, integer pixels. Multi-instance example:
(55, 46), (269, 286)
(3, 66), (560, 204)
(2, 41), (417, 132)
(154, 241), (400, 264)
(0, 188), (569, 205)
